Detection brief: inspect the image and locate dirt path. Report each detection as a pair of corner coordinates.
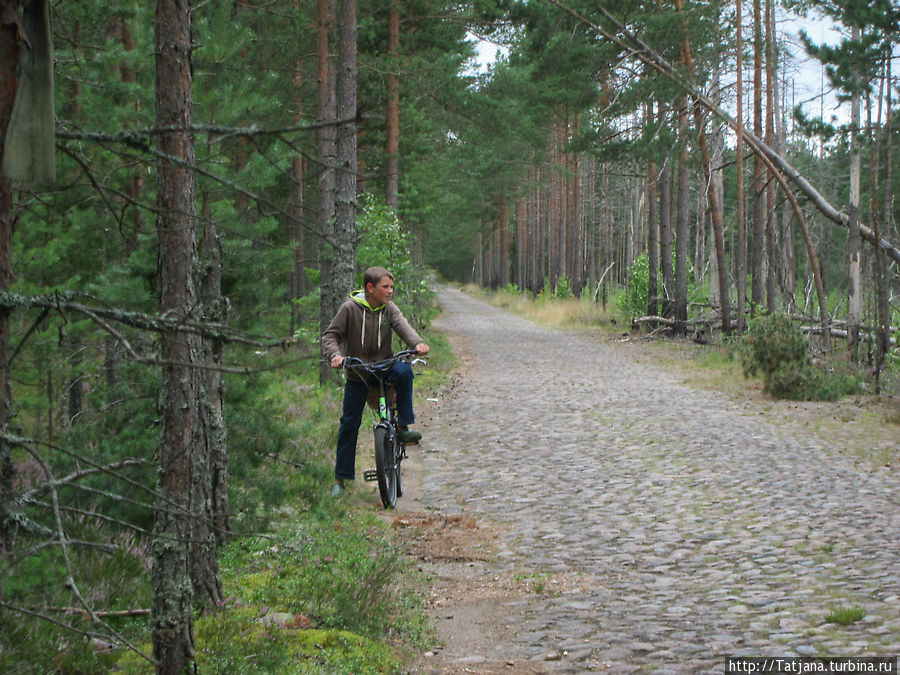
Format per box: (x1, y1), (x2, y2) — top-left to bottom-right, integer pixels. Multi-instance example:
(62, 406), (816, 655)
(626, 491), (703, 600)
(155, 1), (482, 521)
(395, 287), (900, 674)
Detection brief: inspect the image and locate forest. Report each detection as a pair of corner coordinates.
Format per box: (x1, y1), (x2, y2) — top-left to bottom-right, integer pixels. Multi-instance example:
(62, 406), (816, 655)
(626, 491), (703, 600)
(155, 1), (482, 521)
(0, 0), (897, 672)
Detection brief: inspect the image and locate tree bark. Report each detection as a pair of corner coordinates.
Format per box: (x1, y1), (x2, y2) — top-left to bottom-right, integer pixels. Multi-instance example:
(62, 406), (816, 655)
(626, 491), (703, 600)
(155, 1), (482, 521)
(385, 0), (400, 209)
(695, 104), (731, 334)
(764, 0), (777, 313)
(499, 195), (510, 287)
(316, 0), (338, 383)
(0, 0), (18, 584)
(327, 0), (357, 303)
(846, 25), (862, 363)
(153, 0), (218, 669)
(734, 0), (747, 332)
(290, 0), (306, 335)
(647, 156), (659, 315)
(750, 0), (765, 312)
(658, 154), (673, 318)
(674, 108), (689, 335)
(200, 198), (230, 552)
(874, 49), (892, 388)
(646, 114), (659, 319)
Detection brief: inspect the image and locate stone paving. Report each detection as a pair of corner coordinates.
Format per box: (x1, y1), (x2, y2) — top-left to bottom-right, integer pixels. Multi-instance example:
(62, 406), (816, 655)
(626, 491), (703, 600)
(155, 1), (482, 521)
(418, 287), (900, 673)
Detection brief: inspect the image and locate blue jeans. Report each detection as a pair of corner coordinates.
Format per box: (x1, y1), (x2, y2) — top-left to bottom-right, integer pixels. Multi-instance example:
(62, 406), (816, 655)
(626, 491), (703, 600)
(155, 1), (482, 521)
(334, 361), (415, 481)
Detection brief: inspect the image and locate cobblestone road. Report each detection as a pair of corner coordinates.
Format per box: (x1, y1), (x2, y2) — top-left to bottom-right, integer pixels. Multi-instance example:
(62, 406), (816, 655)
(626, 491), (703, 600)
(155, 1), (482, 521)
(418, 287), (900, 673)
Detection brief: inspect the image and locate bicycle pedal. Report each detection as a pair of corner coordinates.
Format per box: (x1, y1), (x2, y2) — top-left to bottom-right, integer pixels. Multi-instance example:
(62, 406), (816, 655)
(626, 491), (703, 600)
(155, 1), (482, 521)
(363, 469), (378, 482)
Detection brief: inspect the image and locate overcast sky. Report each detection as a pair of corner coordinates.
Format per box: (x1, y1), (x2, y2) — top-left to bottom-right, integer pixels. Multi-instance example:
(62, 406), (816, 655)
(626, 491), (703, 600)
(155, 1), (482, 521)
(468, 8), (855, 126)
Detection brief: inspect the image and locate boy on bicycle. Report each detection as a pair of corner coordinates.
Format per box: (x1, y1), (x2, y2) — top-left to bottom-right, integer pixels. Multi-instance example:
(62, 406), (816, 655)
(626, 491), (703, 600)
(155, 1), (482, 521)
(322, 266), (429, 497)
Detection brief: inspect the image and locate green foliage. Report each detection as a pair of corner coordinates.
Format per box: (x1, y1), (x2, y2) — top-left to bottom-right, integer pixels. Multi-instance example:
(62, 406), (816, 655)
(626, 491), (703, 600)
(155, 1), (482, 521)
(224, 518), (409, 638)
(554, 274), (573, 299)
(740, 314), (860, 401)
(115, 608), (405, 674)
(621, 254), (653, 318)
(825, 605), (865, 626)
(357, 195), (434, 325)
(0, 519), (151, 674)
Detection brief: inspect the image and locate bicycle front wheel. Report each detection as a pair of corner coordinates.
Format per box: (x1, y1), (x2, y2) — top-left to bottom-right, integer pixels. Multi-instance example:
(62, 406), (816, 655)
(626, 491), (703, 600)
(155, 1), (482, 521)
(373, 425), (398, 509)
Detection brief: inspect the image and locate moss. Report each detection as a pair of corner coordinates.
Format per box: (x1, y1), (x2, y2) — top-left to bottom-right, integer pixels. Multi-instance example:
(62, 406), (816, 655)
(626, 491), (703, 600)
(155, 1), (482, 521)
(115, 607), (405, 674)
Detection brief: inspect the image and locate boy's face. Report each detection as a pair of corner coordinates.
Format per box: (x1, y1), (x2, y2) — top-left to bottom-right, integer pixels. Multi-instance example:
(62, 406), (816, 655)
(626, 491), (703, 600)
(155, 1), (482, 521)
(366, 276), (394, 306)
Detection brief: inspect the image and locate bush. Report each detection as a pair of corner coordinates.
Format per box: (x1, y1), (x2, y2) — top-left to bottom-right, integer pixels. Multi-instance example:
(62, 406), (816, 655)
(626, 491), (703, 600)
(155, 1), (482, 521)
(621, 254), (651, 318)
(554, 275), (573, 299)
(740, 314), (859, 401)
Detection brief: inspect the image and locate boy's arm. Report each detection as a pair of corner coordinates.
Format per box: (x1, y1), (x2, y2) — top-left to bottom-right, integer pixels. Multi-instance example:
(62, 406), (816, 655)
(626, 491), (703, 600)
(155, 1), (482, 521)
(388, 303), (424, 350)
(321, 304), (349, 362)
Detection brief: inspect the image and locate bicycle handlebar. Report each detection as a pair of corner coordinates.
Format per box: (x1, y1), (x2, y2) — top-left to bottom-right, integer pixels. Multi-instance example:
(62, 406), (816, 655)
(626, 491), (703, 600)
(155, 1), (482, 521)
(342, 349), (421, 373)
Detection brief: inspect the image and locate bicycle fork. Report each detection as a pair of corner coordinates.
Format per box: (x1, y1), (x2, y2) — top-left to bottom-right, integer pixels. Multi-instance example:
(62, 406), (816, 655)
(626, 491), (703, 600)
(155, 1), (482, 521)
(364, 392), (398, 482)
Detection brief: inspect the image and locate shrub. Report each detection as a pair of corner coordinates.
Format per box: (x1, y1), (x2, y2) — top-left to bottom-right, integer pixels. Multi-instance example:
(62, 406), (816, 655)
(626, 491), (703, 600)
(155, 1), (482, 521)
(740, 314), (859, 401)
(554, 274), (573, 299)
(621, 254), (651, 318)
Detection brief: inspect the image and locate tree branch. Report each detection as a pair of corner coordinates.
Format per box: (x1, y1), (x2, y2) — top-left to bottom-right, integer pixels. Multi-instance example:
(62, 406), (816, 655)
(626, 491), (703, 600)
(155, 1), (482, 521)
(542, 0), (900, 264)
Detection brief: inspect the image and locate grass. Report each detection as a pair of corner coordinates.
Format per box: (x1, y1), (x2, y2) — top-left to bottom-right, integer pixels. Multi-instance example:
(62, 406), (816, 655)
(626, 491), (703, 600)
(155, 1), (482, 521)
(482, 286), (619, 331)
(4, 300), (454, 674)
(824, 605), (865, 626)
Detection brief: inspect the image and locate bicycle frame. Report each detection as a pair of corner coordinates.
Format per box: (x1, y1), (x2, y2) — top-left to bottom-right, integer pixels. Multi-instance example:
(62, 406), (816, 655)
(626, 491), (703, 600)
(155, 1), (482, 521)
(342, 349), (421, 508)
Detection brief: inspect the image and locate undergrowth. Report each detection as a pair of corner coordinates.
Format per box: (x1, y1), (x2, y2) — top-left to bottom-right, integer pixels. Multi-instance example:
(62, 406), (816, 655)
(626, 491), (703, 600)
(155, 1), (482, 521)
(739, 314), (861, 401)
(2, 309), (451, 674)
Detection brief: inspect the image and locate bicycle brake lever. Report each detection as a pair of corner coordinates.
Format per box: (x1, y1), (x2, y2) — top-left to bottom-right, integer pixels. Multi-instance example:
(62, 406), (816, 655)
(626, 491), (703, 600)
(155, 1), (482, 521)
(411, 358), (427, 366)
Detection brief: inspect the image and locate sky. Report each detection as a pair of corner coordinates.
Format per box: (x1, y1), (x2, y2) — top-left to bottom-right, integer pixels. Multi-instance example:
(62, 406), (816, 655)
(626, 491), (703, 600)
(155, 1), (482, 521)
(468, 8), (855, 127)
(779, 8), (849, 125)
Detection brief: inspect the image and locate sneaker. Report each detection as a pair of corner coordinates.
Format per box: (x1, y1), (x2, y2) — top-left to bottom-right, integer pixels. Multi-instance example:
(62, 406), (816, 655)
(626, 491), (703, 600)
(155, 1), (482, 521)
(399, 426), (422, 444)
(330, 482), (345, 497)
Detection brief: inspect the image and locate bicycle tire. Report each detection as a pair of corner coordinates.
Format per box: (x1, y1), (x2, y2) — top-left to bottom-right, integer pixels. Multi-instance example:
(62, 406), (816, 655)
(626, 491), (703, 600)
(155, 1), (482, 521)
(373, 425), (398, 508)
(395, 438), (403, 498)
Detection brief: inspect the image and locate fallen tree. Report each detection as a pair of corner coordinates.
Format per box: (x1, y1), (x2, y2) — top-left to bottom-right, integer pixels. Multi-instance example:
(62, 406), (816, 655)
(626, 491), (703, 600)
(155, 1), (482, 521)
(545, 0), (900, 266)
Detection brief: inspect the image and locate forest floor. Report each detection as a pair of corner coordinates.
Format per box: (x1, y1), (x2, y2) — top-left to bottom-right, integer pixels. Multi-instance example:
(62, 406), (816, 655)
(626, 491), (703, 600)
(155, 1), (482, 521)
(371, 287), (899, 674)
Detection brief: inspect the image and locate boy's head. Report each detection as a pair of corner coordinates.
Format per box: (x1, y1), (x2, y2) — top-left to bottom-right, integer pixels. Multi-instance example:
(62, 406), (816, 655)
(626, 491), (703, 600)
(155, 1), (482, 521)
(364, 266), (394, 306)
(364, 266), (393, 288)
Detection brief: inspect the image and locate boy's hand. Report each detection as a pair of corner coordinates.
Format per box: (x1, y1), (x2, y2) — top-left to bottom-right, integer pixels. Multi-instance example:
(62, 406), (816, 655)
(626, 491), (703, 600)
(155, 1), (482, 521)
(330, 354), (344, 369)
(415, 343), (429, 356)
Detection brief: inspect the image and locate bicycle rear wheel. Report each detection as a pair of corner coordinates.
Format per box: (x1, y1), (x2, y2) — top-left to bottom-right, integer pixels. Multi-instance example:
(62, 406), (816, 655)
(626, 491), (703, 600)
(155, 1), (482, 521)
(373, 425), (398, 508)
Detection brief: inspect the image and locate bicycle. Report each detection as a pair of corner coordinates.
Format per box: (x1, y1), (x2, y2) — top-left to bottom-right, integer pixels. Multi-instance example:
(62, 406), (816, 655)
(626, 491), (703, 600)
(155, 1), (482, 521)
(342, 349), (424, 509)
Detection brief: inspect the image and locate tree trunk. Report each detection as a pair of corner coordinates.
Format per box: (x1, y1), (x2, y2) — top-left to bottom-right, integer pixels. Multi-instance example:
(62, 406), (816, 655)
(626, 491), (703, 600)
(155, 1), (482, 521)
(316, 0), (338, 383)
(289, 0), (306, 334)
(570, 2), (900, 266)
(474, 229), (483, 286)
(330, 0), (357, 297)
(735, 0), (747, 331)
(572, 115), (583, 293)
(516, 198), (526, 290)
(200, 197), (230, 552)
(674, 94), (690, 335)
(385, 0), (400, 209)
(750, 0), (765, 311)
(646, 112), (659, 318)
(0, 0), (18, 583)
(658, 154), (673, 317)
(671, 0), (733, 334)
(153, 0), (202, 671)
(531, 171), (542, 293)
(499, 195), (510, 287)
(873, 49), (892, 388)
(695, 106), (731, 334)
(764, 0), (777, 313)
(711, 114), (727, 309)
(846, 25), (862, 363)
